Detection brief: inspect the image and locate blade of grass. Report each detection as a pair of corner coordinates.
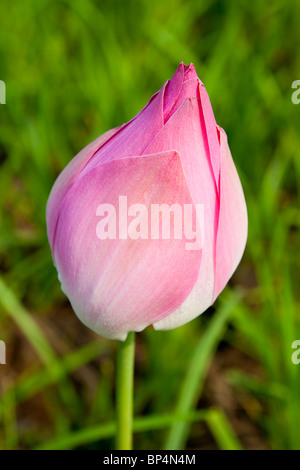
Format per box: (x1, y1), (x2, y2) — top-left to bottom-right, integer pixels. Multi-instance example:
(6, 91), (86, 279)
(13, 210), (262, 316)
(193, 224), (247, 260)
(164, 290), (242, 450)
(35, 410), (210, 450)
(0, 340), (104, 412)
(205, 408), (242, 450)
(0, 277), (56, 366)
(0, 277), (81, 419)
(0, 379), (18, 450)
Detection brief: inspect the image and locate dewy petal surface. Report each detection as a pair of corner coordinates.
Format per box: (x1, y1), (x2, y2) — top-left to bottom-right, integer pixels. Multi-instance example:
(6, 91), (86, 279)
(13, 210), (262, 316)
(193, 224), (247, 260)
(53, 151), (202, 340)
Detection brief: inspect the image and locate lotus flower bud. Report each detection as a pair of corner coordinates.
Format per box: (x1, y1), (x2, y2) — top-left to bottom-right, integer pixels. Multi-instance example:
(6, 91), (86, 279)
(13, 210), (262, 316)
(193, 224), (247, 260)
(46, 63), (247, 340)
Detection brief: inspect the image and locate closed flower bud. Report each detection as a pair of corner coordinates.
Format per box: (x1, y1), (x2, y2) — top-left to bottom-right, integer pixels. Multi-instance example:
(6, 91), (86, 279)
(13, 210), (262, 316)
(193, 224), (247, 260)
(46, 63), (247, 340)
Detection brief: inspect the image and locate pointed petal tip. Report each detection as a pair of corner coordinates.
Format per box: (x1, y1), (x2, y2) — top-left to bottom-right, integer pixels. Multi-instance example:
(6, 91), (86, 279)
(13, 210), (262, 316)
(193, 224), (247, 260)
(183, 63), (198, 81)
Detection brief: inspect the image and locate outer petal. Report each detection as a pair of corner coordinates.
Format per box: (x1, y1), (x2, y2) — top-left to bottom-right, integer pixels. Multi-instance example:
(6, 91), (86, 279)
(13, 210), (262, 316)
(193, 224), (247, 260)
(54, 151), (202, 340)
(212, 127), (248, 301)
(47, 80), (168, 251)
(163, 62), (185, 120)
(164, 64), (200, 124)
(198, 83), (221, 192)
(47, 62), (199, 253)
(46, 126), (122, 250)
(144, 98), (219, 330)
(78, 83), (166, 177)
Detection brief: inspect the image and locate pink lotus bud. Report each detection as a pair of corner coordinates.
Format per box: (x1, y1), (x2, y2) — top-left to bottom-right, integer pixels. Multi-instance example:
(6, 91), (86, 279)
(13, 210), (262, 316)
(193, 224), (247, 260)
(46, 63), (247, 340)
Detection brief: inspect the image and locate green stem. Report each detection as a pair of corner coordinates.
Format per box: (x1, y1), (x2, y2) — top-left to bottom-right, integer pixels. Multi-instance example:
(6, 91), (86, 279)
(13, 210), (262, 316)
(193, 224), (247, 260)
(116, 331), (135, 450)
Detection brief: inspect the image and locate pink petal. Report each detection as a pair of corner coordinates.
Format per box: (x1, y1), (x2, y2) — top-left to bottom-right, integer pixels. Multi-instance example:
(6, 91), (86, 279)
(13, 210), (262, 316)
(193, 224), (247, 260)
(53, 151), (202, 340)
(198, 83), (220, 192)
(78, 83), (167, 177)
(163, 62), (185, 118)
(212, 127), (248, 301)
(47, 77), (169, 252)
(46, 126), (122, 251)
(144, 97), (219, 328)
(164, 78), (200, 125)
(163, 63), (199, 124)
(183, 63), (199, 82)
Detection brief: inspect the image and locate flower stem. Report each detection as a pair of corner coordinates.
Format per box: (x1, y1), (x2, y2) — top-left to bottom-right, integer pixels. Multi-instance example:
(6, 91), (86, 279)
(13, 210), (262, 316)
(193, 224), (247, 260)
(116, 331), (135, 450)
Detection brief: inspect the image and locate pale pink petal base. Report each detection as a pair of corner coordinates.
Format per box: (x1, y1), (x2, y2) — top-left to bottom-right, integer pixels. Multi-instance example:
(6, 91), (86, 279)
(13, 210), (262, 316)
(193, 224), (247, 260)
(54, 151), (202, 340)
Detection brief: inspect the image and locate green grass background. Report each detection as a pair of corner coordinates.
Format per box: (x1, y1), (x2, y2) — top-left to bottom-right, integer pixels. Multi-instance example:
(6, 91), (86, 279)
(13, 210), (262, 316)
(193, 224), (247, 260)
(0, 0), (300, 450)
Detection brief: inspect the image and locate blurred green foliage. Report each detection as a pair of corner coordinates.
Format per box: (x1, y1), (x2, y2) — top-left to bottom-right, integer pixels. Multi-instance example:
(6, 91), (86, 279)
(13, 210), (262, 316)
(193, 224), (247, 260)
(0, 0), (299, 450)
